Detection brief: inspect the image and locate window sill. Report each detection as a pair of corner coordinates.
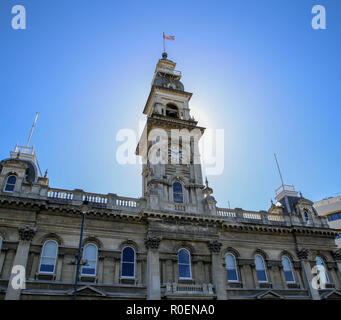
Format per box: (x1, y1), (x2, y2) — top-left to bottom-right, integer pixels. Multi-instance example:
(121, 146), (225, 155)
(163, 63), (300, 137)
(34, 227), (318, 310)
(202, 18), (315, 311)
(227, 281), (243, 288)
(120, 277), (137, 285)
(36, 272), (56, 280)
(80, 275), (97, 282)
(258, 282), (272, 288)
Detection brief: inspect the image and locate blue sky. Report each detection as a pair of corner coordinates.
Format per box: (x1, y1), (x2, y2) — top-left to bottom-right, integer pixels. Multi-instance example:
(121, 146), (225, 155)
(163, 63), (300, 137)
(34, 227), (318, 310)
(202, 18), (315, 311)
(0, 0), (340, 211)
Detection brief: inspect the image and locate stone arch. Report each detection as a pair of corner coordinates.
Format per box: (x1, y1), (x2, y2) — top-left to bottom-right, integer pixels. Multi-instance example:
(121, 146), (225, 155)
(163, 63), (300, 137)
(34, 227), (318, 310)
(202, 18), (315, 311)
(38, 232), (64, 246)
(173, 242), (195, 255)
(82, 236), (103, 249)
(119, 239), (138, 251)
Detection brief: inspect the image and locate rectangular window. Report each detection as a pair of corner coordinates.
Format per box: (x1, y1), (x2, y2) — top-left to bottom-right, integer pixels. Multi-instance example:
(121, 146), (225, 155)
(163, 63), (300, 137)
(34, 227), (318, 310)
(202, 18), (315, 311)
(256, 270), (267, 282)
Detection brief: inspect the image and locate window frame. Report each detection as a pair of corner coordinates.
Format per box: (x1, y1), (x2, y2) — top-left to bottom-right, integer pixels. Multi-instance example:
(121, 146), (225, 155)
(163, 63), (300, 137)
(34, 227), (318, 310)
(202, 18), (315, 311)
(173, 181), (184, 204)
(281, 255), (295, 284)
(121, 246), (136, 279)
(225, 253), (239, 283)
(255, 254), (268, 283)
(178, 248), (192, 280)
(38, 240), (58, 274)
(4, 175), (17, 193)
(0, 236), (2, 252)
(81, 243), (98, 277)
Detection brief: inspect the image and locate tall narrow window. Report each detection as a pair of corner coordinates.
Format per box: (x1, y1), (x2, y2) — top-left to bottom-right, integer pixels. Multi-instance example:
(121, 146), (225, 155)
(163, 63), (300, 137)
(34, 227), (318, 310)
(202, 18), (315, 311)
(0, 236), (2, 252)
(282, 256), (295, 283)
(81, 243), (98, 276)
(304, 211), (310, 224)
(225, 253), (238, 282)
(121, 246), (135, 278)
(4, 175), (16, 192)
(315, 256), (329, 284)
(39, 240), (58, 273)
(173, 182), (184, 204)
(166, 104), (179, 118)
(178, 248), (191, 279)
(255, 254), (268, 282)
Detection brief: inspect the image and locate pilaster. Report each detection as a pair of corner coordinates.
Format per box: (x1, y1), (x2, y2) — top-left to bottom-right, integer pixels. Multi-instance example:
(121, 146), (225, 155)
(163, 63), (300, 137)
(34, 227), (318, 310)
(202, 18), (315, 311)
(145, 237), (161, 300)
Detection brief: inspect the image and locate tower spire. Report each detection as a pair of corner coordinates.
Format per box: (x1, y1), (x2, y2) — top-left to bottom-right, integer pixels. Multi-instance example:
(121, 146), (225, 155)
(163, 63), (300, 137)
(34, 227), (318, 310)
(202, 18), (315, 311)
(26, 112), (39, 148)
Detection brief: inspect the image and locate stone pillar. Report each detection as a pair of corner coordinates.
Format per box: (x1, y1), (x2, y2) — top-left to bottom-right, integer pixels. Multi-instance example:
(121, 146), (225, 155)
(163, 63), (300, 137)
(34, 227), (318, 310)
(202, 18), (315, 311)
(239, 260), (254, 288)
(0, 248), (8, 276)
(29, 252), (40, 280)
(5, 226), (36, 300)
(332, 251), (341, 288)
(56, 253), (64, 281)
(114, 257), (120, 283)
(145, 237), (161, 300)
(98, 255), (104, 283)
(269, 261), (282, 288)
(297, 248), (320, 300)
(208, 241), (227, 300)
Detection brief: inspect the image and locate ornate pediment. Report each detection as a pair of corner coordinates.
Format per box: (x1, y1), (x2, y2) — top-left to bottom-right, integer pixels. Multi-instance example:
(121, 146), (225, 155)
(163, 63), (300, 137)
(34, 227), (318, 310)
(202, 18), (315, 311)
(68, 285), (106, 297)
(255, 290), (284, 300)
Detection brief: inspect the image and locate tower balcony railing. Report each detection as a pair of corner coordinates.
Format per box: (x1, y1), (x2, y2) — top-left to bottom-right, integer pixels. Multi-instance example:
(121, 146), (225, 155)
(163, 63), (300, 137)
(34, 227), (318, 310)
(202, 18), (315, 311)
(275, 184), (296, 196)
(157, 67), (182, 77)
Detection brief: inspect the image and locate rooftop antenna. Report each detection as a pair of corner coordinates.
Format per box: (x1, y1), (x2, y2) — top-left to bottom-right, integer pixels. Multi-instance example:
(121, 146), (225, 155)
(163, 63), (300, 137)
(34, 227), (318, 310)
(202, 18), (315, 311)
(26, 112), (39, 148)
(274, 153), (285, 188)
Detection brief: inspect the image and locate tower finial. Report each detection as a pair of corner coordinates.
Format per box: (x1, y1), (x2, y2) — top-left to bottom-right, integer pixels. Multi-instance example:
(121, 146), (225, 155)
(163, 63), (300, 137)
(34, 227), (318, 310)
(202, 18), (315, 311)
(205, 177), (209, 188)
(162, 52), (168, 59)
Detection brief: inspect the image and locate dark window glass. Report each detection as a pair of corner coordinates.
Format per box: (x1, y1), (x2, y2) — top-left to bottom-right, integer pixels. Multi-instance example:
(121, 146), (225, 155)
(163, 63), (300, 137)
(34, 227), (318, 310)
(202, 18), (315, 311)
(4, 175), (16, 192)
(122, 247), (135, 277)
(173, 182), (184, 204)
(178, 249), (191, 279)
(227, 269), (238, 281)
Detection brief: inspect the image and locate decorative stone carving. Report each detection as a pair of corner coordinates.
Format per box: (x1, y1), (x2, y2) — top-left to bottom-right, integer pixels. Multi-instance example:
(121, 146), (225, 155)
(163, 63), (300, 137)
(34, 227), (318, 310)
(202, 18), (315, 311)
(296, 248), (309, 260)
(332, 250), (341, 262)
(207, 240), (222, 254)
(18, 226), (36, 241)
(145, 237), (161, 250)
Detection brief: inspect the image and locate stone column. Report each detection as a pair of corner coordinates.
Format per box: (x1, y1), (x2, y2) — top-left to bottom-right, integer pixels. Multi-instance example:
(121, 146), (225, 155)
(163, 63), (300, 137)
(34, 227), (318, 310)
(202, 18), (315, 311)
(29, 252), (40, 280)
(5, 226), (36, 300)
(269, 261), (282, 289)
(208, 241), (227, 300)
(98, 255), (104, 283)
(297, 248), (320, 300)
(332, 251), (341, 288)
(56, 253), (64, 281)
(0, 248), (8, 276)
(114, 257), (120, 283)
(239, 260), (254, 288)
(145, 237), (161, 300)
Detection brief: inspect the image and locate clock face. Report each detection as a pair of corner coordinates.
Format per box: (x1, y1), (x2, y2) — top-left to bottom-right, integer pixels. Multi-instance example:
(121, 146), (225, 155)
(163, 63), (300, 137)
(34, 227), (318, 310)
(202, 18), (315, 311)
(168, 146), (183, 162)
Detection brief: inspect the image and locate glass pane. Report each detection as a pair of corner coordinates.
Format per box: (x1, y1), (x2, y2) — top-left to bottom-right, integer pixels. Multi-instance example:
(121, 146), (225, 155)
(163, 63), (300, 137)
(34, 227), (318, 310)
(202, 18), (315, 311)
(257, 270), (267, 282)
(40, 264), (54, 273)
(81, 267), (95, 275)
(173, 182), (183, 193)
(4, 184), (15, 192)
(282, 256), (291, 271)
(44, 241), (57, 257)
(7, 176), (16, 184)
(226, 254), (236, 269)
(123, 247), (135, 263)
(122, 262), (134, 277)
(255, 255), (265, 270)
(284, 271), (294, 282)
(227, 269), (238, 281)
(179, 264), (191, 278)
(173, 193), (184, 204)
(84, 244), (97, 260)
(178, 249), (190, 264)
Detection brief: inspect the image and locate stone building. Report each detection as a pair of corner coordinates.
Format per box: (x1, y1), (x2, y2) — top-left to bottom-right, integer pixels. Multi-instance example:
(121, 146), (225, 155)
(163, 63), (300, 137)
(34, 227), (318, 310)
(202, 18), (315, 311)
(0, 53), (341, 300)
(314, 196), (341, 248)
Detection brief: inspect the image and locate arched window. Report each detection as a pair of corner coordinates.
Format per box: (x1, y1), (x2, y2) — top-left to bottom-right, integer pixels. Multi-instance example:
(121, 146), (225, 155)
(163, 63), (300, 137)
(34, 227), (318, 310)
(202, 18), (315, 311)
(255, 254), (268, 282)
(304, 210), (310, 224)
(81, 243), (98, 276)
(39, 240), (58, 273)
(173, 182), (184, 204)
(225, 253), (238, 282)
(178, 248), (191, 279)
(166, 104), (179, 118)
(315, 256), (329, 284)
(4, 175), (16, 192)
(282, 256), (295, 283)
(121, 246), (135, 278)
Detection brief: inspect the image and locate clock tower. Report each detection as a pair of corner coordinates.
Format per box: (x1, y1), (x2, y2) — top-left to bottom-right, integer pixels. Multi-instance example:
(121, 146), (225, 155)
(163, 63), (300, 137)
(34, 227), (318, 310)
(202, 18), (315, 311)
(136, 53), (209, 214)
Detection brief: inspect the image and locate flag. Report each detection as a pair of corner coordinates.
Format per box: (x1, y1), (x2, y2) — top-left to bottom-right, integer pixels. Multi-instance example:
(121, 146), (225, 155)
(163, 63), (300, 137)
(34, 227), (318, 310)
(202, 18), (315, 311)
(163, 33), (175, 40)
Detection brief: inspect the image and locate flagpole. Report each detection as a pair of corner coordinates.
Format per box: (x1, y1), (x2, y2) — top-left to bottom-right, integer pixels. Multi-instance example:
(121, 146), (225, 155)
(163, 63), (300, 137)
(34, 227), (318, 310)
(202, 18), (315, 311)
(163, 32), (165, 53)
